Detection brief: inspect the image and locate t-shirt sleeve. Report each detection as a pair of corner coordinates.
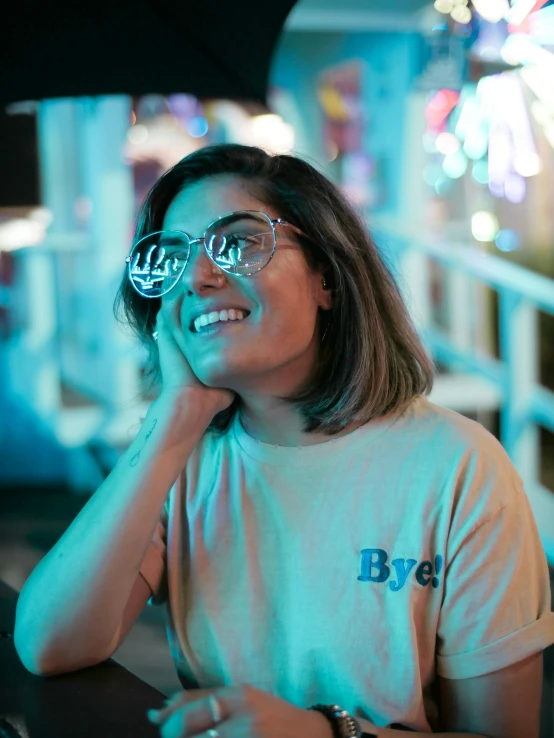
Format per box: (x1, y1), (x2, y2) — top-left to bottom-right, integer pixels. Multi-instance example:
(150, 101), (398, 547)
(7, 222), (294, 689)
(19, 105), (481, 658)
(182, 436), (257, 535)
(139, 497), (169, 607)
(436, 441), (554, 680)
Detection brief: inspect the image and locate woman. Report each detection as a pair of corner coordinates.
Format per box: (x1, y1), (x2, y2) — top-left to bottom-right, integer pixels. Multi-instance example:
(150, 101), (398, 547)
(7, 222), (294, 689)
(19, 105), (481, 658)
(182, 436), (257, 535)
(15, 145), (554, 738)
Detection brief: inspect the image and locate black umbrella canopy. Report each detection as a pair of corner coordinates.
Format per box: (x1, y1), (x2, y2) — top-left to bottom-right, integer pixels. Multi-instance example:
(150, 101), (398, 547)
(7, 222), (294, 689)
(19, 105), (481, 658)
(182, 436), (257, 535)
(1, 0), (298, 106)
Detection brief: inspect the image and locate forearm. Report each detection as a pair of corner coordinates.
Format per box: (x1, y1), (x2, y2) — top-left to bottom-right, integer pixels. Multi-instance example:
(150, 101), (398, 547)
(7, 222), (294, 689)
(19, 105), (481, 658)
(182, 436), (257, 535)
(14, 391), (212, 673)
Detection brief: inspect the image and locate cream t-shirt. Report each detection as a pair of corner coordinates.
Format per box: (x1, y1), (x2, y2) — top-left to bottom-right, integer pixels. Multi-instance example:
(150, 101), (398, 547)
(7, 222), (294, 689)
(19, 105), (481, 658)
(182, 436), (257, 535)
(138, 395), (554, 732)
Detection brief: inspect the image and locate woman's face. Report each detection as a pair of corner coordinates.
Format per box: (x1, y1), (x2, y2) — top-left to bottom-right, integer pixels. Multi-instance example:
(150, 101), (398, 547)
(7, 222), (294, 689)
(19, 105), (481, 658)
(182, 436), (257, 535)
(160, 175), (332, 395)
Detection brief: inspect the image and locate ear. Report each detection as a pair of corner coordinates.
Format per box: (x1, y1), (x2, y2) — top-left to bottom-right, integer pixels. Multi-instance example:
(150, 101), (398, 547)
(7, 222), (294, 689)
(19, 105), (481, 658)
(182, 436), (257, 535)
(317, 271), (333, 311)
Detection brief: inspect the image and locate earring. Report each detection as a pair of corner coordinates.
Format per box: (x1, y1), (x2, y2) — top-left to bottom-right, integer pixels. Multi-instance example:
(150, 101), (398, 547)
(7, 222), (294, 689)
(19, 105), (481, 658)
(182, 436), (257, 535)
(322, 277), (328, 290)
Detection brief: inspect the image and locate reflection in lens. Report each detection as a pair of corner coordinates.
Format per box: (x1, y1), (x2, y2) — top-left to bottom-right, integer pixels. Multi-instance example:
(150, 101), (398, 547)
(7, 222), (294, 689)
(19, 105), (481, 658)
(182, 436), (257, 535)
(128, 231), (189, 297)
(207, 212), (274, 275)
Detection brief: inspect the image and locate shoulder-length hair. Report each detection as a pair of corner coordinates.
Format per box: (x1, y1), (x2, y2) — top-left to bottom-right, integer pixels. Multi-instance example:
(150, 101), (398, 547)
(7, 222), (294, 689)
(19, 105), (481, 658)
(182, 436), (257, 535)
(114, 144), (434, 436)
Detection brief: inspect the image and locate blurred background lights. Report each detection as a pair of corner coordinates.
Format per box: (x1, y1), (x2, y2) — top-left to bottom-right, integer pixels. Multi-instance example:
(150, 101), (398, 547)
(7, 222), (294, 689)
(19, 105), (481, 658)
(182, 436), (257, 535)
(504, 173), (526, 202)
(513, 151), (542, 177)
(422, 131), (439, 153)
(435, 132), (461, 155)
(495, 228), (520, 252)
(463, 126), (489, 159)
(127, 124), (148, 144)
(0, 218), (47, 251)
(530, 100), (549, 126)
(28, 207), (53, 227)
(443, 149), (468, 178)
(451, 5), (472, 24)
(471, 211), (500, 242)
(454, 94), (479, 142)
(545, 123), (554, 148)
(248, 114), (294, 154)
(472, 159), (489, 184)
(434, 0), (454, 13)
(425, 89), (459, 127)
(186, 116), (209, 138)
(505, 0), (541, 26)
(435, 177), (453, 196)
(433, 0), (471, 24)
(471, 0), (510, 24)
(489, 179), (505, 197)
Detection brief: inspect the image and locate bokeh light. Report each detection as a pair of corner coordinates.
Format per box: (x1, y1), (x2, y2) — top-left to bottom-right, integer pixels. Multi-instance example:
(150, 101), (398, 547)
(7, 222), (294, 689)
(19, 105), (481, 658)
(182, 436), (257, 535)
(127, 124), (148, 144)
(451, 5), (472, 24)
(471, 211), (500, 241)
(504, 173), (526, 203)
(472, 159), (489, 184)
(495, 228), (520, 252)
(513, 151), (541, 177)
(187, 116), (209, 138)
(436, 132), (461, 155)
(434, 0), (454, 13)
(443, 150), (468, 178)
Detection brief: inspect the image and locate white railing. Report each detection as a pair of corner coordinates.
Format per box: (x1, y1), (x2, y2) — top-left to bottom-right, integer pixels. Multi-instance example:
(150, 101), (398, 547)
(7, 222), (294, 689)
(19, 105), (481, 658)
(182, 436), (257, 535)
(372, 217), (554, 565)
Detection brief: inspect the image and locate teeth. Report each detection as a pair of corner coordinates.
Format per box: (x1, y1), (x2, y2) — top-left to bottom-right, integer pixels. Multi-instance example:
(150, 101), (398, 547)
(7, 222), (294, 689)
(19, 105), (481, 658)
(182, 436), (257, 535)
(194, 309), (248, 333)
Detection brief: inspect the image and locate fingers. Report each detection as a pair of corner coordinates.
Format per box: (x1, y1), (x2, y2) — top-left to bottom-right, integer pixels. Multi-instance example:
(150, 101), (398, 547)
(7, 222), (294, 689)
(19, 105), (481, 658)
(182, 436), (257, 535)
(147, 687), (245, 737)
(149, 694), (221, 738)
(147, 689), (214, 724)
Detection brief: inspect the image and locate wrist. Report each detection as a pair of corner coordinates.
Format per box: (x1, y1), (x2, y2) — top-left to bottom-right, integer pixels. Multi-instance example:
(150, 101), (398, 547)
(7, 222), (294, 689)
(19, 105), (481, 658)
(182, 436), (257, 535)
(152, 390), (215, 433)
(307, 709), (334, 738)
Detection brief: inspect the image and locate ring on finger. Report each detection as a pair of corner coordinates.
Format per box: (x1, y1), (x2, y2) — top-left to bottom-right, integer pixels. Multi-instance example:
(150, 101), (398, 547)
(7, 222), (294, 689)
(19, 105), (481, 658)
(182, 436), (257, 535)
(208, 694), (223, 724)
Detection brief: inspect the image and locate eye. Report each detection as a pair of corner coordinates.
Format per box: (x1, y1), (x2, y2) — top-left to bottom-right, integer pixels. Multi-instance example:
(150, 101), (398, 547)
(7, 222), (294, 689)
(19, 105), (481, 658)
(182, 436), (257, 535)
(224, 232), (263, 249)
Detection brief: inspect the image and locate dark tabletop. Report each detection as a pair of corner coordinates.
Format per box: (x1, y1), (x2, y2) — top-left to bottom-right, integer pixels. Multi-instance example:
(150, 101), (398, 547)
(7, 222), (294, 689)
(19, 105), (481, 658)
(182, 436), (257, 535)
(0, 579), (166, 737)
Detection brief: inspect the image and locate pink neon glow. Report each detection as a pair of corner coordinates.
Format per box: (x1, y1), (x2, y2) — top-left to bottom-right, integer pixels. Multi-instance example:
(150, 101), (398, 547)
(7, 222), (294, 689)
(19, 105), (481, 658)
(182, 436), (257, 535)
(425, 89), (460, 128)
(507, 0), (549, 32)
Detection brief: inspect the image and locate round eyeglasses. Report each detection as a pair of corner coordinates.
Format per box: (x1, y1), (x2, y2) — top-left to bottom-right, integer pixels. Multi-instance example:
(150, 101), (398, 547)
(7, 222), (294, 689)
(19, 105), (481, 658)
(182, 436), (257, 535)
(126, 210), (309, 299)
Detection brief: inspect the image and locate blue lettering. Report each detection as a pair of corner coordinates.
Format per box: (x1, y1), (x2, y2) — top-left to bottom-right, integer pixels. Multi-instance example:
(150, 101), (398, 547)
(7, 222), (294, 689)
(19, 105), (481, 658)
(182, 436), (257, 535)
(415, 560), (433, 586)
(432, 554), (444, 588)
(358, 548), (389, 582)
(389, 558), (417, 591)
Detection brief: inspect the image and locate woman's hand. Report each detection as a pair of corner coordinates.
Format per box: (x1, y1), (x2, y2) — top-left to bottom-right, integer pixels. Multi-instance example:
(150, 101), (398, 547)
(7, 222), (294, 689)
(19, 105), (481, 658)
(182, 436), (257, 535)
(155, 310), (236, 417)
(147, 684), (333, 738)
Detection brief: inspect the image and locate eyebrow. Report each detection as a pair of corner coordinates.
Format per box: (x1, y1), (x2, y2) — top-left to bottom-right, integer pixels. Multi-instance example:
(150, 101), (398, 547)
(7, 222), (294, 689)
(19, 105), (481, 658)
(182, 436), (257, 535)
(170, 212), (271, 238)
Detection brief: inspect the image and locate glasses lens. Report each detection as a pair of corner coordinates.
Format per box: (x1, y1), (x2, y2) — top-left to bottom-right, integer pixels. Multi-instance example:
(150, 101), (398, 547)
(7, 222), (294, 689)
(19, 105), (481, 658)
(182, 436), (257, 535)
(206, 212), (274, 275)
(127, 231), (189, 298)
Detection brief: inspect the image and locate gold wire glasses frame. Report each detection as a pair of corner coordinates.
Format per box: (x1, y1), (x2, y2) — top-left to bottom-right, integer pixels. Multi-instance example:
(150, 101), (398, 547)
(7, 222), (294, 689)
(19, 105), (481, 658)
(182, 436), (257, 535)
(126, 210), (311, 299)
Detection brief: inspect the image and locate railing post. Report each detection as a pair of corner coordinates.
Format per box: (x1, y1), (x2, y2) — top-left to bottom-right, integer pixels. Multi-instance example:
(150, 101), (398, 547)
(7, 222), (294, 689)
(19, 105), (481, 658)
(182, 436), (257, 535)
(498, 289), (539, 484)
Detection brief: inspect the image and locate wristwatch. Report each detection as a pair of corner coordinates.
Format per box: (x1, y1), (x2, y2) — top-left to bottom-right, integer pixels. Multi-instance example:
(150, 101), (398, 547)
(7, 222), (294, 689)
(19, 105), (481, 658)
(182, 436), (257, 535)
(309, 703), (377, 737)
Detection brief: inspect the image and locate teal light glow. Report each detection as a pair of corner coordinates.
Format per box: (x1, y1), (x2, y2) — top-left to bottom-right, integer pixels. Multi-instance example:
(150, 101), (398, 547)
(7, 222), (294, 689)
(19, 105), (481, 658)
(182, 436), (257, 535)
(187, 117), (209, 138)
(435, 176), (453, 196)
(443, 150), (468, 178)
(463, 126), (488, 159)
(495, 228), (520, 252)
(472, 159), (489, 184)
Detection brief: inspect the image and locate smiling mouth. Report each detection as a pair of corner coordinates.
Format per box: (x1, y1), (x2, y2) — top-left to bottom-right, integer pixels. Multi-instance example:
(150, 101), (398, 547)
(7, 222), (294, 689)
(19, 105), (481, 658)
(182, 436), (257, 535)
(191, 312), (251, 334)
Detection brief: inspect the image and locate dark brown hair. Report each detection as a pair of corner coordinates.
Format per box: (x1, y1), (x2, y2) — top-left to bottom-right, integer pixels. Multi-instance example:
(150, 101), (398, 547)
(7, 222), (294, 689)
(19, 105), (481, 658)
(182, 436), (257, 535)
(114, 144), (434, 436)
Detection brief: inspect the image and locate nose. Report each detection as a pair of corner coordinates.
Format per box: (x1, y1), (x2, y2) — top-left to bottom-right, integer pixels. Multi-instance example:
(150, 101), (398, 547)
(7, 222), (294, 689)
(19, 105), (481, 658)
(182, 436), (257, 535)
(180, 238), (226, 292)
